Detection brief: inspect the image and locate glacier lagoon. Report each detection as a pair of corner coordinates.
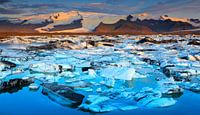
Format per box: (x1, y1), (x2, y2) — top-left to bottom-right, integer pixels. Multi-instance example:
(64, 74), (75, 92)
(0, 35), (200, 115)
(0, 87), (200, 115)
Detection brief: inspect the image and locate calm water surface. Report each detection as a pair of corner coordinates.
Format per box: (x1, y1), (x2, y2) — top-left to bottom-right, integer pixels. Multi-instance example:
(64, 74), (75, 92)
(0, 86), (199, 115)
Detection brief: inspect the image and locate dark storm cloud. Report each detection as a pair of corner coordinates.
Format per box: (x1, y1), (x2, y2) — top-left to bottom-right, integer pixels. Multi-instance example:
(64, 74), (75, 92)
(0, 0), (10, 4)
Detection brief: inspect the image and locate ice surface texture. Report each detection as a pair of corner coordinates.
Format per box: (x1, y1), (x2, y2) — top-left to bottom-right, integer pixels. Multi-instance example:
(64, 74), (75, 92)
(0, 35), (200, 112)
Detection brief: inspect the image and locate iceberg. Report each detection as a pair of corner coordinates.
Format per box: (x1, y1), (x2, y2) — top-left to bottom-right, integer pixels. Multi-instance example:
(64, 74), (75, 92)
(0, 60), (17, 71)
(179, 82), (200, 92)
(42, 83), (85, 107)
(146, 98), (177, 108)
(29, 83), (40, 91)
(157, 78), (183, 97)
(135, 87), (176, 108)
(99, 67), (137, 80)
(29, 63), (61, 74)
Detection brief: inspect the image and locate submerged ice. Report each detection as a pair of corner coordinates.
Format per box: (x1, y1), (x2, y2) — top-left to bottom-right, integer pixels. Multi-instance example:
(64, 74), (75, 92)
(0, 35), (200, 112)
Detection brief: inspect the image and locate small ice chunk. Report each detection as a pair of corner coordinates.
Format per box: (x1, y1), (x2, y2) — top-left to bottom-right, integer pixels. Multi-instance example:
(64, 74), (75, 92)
(80, 95), (116, 113)
(88, 69), (97, 77)
(188, 55), (196, 61)
(101, 77), (115, 87)
(29, 83), (40, 91)
(96, 88), (102, 92)
(110, 61), (131, 67)
(0, 70), (12, 79)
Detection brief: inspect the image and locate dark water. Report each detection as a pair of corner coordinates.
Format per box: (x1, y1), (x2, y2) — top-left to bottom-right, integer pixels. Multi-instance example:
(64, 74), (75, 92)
(0, 86), (199, 115)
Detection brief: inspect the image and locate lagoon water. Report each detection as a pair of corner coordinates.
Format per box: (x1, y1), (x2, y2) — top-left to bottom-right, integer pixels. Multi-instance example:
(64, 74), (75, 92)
(0, 85), (200, 115)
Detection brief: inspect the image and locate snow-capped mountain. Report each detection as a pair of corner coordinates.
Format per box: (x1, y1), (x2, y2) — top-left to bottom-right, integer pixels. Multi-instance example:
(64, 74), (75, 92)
(21, 11), (83, 33)
(0, 11), (199, 34)
(14, 11), (126, 33)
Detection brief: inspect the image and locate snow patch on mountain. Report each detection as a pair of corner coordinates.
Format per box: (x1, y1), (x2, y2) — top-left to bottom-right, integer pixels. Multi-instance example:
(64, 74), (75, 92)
(160, 15), (200, 27)
(160, 15), (189, 22)
(10, 11), (199, 33)
(79, 12), (126, 31)
(21, 11), (82, 33)
(20, 11), (82, 24)
(18, 11), (127, 33)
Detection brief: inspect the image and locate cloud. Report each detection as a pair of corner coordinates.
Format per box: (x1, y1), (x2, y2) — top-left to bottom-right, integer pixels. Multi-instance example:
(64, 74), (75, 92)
(103, 0), (133, 5)
(142, 0), (200, 18)
(4, 3), (68, 15)
(0, 0), (199, 18)
(72, 2), (107, 9)
(83, 3), (105, 7)
(10, 3), (64, 9)
(0, 7), (23, 14)
(0, 0), (10, 4)
(72, 2), (137, 14)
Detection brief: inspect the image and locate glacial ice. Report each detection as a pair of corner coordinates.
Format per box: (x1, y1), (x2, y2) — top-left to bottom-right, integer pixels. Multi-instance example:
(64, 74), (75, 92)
(179, 82), (200, 92)
(100, 67), (137, 80)
(156, 78), (183, 96)
(29, 63), (61, 74)
(145, 98), (177, 108)
(29, 83), (40, 91)
(0, 35), (200, 113)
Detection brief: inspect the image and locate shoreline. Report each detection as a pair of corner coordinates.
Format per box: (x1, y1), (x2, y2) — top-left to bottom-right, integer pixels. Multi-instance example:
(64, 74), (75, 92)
(0, 31), (200, 37)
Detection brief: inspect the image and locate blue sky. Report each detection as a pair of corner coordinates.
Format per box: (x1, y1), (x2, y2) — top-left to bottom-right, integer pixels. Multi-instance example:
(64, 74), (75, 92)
(0, 0), (199, 18)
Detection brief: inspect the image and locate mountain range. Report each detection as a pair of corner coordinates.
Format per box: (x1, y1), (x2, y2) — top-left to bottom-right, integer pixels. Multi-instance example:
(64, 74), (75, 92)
(0, 11), (200, 34)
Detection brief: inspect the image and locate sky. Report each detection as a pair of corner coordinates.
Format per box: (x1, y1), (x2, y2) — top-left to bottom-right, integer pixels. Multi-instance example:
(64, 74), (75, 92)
(0, 0), (200, 19)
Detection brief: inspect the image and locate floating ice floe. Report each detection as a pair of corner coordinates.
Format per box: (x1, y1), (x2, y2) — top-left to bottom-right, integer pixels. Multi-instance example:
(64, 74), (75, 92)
(179, 82), (200, 92)
(99, 67), (145, 80)
(29, 83), (40, 91)
(0, 70), (12, 79)
(42, 83), (85, 107)
(156, 78), (183, 97)
(0, 35), (200, 113)
(0, 60), (16, 71)
(80, 95), (116, 112)
(135, 87), (177, 108)
(80, 93), (138, 112)
(29, 63), (62, 74)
